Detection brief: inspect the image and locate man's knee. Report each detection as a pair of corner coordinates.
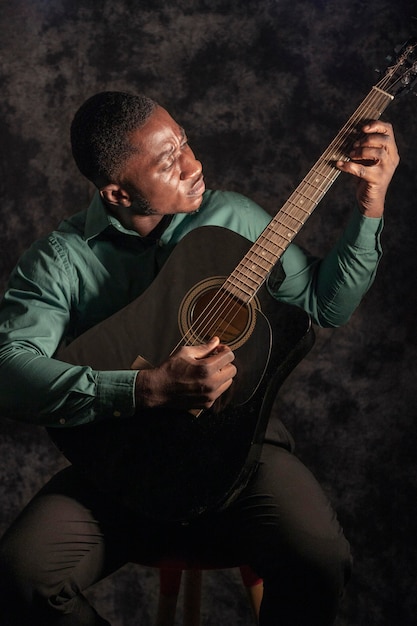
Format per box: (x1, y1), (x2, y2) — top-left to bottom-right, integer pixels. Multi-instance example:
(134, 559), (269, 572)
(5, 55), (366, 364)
(0, 559), (109, 626)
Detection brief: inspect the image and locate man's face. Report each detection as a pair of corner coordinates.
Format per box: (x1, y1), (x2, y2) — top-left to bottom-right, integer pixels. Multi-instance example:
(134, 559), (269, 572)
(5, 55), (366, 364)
(119, 106), (205, 216)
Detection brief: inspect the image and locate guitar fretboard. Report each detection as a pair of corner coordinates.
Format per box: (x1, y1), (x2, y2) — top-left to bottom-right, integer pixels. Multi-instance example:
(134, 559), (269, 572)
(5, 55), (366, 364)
(223, 85), (394, 303)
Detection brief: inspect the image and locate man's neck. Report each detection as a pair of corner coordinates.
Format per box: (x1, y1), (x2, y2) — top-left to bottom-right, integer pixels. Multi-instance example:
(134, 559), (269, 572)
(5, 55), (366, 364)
(106, 203), (167, 237)
(125, 213), (166, 237)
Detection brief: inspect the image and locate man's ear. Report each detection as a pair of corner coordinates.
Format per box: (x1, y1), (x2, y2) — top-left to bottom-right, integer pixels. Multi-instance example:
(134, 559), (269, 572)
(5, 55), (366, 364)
(100, 184), (132, 207)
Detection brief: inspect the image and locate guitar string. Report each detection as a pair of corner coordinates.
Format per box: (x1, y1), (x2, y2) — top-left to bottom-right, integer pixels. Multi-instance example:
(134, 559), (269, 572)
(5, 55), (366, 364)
(181, 85), (393, 344)
(223, 65), (404, 300)
(182, 66), (403, 347)
(171, 56), (411, 352)
(172, 69), (402, 350)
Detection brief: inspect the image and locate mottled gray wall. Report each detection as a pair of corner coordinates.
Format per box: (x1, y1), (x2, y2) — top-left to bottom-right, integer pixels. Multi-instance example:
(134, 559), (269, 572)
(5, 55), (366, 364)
(0, 1), (416, 625)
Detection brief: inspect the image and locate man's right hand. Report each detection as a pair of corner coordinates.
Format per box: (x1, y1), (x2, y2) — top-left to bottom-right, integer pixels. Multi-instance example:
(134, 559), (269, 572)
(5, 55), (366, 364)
(134, 336), (237, 411)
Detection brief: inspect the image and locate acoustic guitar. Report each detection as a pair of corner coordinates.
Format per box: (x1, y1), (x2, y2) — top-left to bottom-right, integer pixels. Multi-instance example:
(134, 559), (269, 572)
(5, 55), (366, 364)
(49, 39), (417, 522)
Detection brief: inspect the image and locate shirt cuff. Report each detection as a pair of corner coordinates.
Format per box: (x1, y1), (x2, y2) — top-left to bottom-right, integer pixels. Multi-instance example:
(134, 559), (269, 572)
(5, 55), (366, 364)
(95, 369), (139, 419)
(343, 207), (384, 249)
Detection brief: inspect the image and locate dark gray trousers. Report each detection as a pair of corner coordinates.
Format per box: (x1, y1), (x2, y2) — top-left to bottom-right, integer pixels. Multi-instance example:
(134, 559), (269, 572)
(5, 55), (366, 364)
(0, 443), (352, 625)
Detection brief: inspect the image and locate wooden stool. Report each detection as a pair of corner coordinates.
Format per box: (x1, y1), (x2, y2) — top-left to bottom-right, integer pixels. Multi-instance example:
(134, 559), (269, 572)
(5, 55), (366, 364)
(155, 565), (263, 626)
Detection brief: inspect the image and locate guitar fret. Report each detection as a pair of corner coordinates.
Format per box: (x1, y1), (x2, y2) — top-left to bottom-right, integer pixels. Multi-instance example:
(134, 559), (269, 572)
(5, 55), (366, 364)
(259, 232), (293, 252)
(307, 170), (334, 184)
(310, 165), (336, 181)
(250, 246), (281, 263)
(225, 275), (257, 300)
(227, 242), (281, 296)
(233, 273), (261, 292)
(239, 273), (264, 289)
(240, 258), (268, 280)
(275, 226), (298, 239)
(279, 207), (306, 225)
(282, 200), (313, 221)
(302, 179), (328, 196)
(243, 252), (274, 273)
(230, 265), (265, 287)
(276, 212), (304, 231)
(256, 231), (288, 252)
(290, 186), (321, 205)
(246, 250), (278, 271)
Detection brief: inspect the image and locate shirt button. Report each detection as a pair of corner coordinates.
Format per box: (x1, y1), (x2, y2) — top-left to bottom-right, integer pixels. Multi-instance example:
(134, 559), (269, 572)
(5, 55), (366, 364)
(59, 418), (66, 425)
(113, 410), (122, 417)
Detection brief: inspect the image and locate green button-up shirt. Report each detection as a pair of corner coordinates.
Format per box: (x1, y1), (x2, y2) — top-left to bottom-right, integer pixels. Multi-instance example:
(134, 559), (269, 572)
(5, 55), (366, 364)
(0, 189), (383, 427)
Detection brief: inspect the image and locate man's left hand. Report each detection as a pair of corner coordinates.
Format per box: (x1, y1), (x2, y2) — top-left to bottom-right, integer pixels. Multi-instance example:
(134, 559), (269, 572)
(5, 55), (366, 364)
(336, 121), (400, 218)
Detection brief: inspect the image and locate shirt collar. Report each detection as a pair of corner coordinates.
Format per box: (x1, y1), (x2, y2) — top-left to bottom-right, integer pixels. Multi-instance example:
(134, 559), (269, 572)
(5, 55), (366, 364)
(83, 189), (208, 243)
(84, 191), (142, 241)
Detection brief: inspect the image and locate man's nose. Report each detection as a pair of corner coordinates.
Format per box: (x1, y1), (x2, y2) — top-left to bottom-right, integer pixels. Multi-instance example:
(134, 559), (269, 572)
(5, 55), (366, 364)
(180, 150), (202, 180)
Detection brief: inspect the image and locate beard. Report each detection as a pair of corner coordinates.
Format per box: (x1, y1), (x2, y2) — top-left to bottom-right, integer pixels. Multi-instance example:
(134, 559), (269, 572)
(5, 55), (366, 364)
(128, 191), (155, 216)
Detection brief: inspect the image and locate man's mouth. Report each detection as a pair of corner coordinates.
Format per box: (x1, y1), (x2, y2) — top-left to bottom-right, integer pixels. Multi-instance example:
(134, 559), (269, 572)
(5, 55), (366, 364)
(188, 175), (205, 197)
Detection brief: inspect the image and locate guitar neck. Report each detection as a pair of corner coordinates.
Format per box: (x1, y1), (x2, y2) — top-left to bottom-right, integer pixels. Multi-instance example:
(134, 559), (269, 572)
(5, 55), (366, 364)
(224, 85), (394, 304)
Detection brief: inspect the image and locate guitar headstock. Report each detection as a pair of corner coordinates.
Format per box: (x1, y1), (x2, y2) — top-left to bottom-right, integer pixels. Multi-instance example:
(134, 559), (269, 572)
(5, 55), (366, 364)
(378, 39), (417, 98)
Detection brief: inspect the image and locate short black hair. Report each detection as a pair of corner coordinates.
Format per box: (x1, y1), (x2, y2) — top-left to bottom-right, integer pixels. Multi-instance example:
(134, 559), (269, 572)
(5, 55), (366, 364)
(70, 91), (157, 187)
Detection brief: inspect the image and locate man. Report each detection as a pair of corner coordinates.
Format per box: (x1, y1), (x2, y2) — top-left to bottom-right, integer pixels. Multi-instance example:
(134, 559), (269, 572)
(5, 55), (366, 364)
(0, 91), (399, 625)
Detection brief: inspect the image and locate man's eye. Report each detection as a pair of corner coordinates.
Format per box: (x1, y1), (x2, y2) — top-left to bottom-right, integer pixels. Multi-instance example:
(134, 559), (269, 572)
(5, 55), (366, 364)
(163, 158), (175, 170)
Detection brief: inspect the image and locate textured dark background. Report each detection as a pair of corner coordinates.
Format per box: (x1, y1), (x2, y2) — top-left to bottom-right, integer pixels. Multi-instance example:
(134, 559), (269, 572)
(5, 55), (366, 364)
(1, 1), (416, 624)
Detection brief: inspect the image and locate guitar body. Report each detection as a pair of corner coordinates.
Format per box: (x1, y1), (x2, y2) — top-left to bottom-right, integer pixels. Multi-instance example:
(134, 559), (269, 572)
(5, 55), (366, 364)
(50, 226), (314, 521)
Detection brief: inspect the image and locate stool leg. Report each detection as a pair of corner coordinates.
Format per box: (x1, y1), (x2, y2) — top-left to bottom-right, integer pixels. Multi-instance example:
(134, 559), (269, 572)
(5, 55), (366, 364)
(155, 568), (183, 626)
(244, 581), (263, 625)
(156, 565), (261, 626)
(183, 570), (202, 626)
(239, 565), (263, 625)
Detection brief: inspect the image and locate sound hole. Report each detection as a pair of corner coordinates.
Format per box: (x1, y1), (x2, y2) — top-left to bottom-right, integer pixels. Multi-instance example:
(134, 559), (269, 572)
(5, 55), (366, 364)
(179, 278), (258, 349)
